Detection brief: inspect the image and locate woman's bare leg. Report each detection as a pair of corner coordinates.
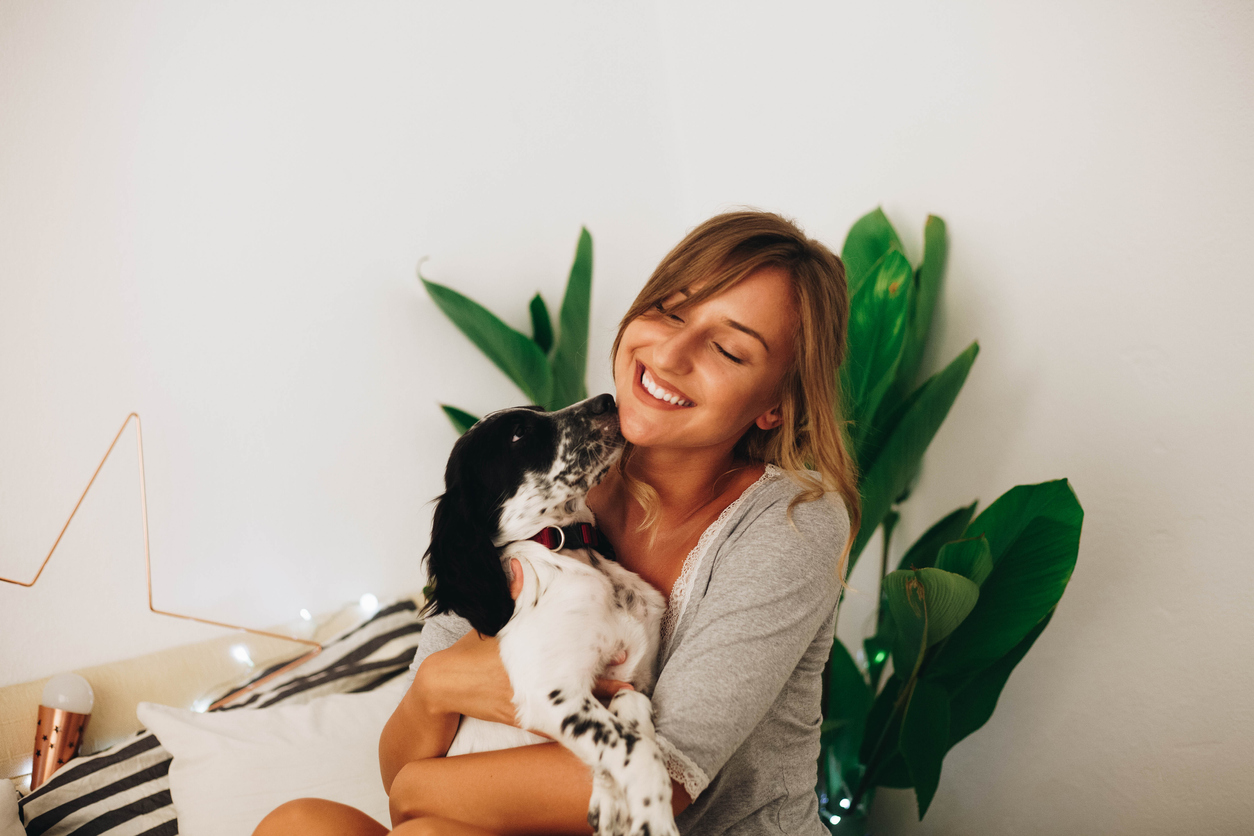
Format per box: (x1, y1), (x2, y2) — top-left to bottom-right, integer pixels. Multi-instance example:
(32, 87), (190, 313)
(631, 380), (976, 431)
(389, 743), (594, 835)
(392, 818), (497, 836)
(253, 798), (389, 836)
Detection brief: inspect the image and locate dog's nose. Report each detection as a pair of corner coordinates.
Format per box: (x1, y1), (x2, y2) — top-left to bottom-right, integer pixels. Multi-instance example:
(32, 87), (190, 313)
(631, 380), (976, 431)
(588, 394), (615, 415)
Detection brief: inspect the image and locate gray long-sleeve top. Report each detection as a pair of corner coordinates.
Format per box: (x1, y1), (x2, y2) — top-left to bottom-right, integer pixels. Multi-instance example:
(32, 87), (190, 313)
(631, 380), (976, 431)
(411, 466), (850, 835)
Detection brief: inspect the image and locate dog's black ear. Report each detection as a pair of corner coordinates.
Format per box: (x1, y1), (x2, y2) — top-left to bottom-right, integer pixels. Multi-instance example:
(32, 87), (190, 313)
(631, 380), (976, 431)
(421, 479), (515, 637)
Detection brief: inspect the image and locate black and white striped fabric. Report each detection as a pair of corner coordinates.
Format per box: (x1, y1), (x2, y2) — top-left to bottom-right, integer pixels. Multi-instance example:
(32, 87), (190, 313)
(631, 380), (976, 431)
(18, 599), (423, 835)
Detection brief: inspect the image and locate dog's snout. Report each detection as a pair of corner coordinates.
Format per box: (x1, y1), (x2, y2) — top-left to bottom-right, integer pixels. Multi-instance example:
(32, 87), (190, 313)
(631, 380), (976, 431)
(588, 394), (615, 416)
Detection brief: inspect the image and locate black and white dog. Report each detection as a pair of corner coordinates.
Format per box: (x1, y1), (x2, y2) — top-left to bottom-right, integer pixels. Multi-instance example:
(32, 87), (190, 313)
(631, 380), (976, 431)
(422, 394), (676, 836)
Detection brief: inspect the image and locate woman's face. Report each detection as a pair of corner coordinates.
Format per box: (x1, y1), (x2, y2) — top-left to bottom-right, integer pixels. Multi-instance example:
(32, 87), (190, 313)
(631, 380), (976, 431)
(613, 265), (799, 453)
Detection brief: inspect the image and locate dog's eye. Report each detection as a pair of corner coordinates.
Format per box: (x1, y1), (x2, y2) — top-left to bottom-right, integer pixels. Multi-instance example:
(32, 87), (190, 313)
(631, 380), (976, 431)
(511, 425), (527, 443)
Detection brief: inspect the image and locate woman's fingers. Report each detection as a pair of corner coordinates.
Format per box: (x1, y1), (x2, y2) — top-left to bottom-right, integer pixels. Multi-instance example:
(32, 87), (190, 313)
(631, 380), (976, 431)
(592, 679), (634, 701)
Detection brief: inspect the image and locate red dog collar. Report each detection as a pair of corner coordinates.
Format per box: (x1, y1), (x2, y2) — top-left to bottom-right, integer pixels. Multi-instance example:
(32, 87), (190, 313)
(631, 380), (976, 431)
(530, 522), (599, 551)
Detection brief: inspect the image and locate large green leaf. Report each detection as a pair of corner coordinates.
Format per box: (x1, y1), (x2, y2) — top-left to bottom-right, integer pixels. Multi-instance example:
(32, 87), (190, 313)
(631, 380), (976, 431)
(867, 502), (979, 688)
(441, 405), (479, 435)
(842, 250), (914, 455)
(871, 215), (948, 433)
(897, 215), (948, 395)
(927, 481), (1082, 677)
(944, 610), (1054, 748)
(841, 208), (905, 296)
(935, 536), (993, 586)
(826, 640), (873, 787)
(859, 674), (903, 767)
(529, 293), (553, 354)
(550, 228), (593, 409)
(855, 362), (924, 479)
(422, 277), (554, 405)
(899, 679), (950, 819)
(965, 478), (1084, 567)
(850, 342), (979, 563)
(884, 568), (979, 677)
(873, 752), (914, 789)
(896, 502), (979, 573)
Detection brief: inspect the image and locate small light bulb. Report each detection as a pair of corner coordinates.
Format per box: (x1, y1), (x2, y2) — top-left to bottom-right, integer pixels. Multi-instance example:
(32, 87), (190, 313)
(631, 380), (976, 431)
(359, 593), (379, 614)
(230, 644), (253, 667)
(839, 798), (851, 809)
(299, 608), (312, 621)
(41, 673), (95, 714)
(874, 650), (887, 664)
(829, 814), (841, 824)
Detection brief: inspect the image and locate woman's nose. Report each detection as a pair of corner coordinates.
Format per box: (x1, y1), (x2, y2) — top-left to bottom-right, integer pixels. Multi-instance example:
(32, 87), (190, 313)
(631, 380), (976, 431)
(651, 326), (696, 375)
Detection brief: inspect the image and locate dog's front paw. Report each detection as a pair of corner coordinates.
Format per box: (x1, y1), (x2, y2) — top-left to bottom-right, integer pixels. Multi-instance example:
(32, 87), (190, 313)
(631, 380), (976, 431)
(620, 738), (678, 836)
(623, 770), (678, 836)
(629, 805), (679, 836)
(588, 766), (630, 836)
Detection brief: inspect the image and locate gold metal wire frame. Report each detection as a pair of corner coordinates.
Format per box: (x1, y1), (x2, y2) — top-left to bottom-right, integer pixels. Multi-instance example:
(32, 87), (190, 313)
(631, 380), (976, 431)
(0, 413), (321, 710)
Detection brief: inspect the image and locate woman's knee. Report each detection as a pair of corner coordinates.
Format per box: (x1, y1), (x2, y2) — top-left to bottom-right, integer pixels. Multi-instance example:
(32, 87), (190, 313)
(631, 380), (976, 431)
(389, 758), (442, 823)
(390, 817), (441, 836)
(253, 798), (386, 836)
(391, 817), (487, 836)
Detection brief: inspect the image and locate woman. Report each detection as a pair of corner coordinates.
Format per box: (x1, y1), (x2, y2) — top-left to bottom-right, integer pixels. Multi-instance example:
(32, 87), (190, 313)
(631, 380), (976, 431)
(256, 210), (860, 835)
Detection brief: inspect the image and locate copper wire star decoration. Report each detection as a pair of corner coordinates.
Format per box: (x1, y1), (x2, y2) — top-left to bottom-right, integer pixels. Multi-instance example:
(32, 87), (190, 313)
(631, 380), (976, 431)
(0, 413), (321, 710)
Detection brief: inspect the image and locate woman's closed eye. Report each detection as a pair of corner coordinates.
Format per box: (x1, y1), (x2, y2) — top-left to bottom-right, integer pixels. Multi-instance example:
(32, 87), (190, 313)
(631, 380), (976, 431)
(656, 303), (746, 363)
(654, 301), (683, 322)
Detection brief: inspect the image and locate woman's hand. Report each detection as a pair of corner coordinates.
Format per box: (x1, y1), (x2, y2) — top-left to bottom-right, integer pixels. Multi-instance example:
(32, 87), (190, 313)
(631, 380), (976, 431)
(420, 628), (518, 726)
(428, 560), (633, 723)
(380, 560), (525, 790)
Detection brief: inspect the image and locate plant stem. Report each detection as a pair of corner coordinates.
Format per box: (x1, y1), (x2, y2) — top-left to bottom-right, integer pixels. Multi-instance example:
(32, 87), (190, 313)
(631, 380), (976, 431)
(875, 510), (899, 628)
(852, 565), (929, 813)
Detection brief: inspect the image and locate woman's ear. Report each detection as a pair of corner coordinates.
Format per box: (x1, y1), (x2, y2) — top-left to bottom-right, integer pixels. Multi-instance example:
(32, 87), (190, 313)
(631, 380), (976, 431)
(755, 404), (784, 431)
(422, 481), (515, 637)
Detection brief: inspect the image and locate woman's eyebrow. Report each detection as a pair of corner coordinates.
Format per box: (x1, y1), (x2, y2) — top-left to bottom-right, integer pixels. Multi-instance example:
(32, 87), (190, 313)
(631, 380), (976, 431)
(673, 287), (769, 351)
(723, 319), (770, 353)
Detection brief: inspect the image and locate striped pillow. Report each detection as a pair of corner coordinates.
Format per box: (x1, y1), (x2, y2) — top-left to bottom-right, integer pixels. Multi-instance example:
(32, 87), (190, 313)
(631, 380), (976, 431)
(18, 599), (422, 836)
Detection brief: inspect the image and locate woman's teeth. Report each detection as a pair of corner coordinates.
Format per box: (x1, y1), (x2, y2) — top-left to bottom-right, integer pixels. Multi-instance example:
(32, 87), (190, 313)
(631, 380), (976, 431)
(641, 368), (694, 406)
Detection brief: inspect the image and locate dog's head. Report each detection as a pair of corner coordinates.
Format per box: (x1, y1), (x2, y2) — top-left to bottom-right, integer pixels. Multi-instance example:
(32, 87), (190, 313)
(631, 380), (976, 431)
(422, 394), (623, 636)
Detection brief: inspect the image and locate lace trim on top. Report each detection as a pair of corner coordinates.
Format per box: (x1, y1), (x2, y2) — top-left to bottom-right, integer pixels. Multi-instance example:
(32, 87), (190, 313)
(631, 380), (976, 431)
(659, 464), (782, 656)
(657, 732), (709, 801)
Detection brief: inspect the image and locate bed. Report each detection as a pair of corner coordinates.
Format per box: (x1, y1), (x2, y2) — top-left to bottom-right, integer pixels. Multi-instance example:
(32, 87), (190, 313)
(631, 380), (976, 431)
(3, 596), (425, 835)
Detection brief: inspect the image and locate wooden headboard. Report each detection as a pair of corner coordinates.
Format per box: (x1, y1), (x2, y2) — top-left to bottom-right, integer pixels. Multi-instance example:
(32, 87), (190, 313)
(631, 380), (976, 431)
(1, 603), (382, 789)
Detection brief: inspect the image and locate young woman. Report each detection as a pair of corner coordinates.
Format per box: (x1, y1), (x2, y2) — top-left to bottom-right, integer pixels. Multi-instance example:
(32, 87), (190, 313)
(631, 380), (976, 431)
(255, 210), (860, 835)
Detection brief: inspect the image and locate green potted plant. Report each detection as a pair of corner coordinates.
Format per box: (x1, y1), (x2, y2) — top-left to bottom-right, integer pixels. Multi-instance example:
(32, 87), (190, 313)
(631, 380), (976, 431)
(420, 227), (594, 429)
(819, 210), (1083, 832)
(418, 214), (1084, 832)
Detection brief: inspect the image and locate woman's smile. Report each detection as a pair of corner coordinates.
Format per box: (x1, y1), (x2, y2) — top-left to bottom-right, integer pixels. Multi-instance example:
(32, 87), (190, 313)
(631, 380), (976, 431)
(635, 362), (696, 408)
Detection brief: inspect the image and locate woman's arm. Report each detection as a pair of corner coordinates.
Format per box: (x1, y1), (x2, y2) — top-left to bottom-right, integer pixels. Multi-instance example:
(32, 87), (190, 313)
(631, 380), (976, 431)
(389, 743), (690, 834)
(379, 629), (518, 791)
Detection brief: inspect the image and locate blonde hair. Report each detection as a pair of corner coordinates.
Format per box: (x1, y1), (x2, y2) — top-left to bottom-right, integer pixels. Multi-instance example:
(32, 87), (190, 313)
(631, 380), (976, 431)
(611, 210), (861, 575)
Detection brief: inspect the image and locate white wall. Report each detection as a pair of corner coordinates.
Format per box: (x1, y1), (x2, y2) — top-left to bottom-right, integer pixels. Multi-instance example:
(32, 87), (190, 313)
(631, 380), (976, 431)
(2, 1), (1251, 832)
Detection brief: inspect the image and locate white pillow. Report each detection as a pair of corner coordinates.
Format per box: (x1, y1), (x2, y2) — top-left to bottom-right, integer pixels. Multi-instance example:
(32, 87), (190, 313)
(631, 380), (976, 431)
(1, 782), (23, 836)
(138, 679), (407, 836)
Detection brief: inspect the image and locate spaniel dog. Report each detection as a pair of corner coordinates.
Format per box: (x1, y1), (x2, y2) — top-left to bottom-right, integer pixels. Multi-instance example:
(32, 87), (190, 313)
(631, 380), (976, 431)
(422, 394), (676, 836)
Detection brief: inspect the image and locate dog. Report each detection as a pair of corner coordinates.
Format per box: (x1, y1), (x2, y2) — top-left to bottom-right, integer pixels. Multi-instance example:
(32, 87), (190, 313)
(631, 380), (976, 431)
(421, 394), (677, 836)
